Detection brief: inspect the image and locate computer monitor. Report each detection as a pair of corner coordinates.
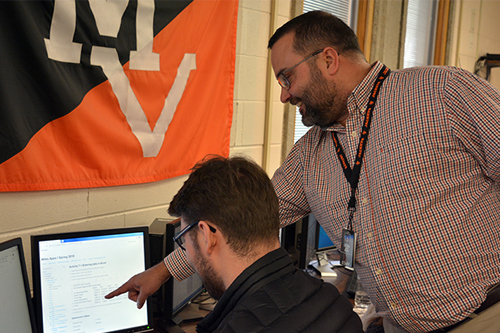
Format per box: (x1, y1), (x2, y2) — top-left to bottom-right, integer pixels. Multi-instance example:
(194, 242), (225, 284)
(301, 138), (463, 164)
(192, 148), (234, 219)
(0, 237), (38, 333)
(280, 215), (318, 269)
(280, 221), (300, 267)
(149, 218), (204, 325)
(281, 215), (337, 269)
(299, 214), (319, 269)
(31, 227), (153, 333)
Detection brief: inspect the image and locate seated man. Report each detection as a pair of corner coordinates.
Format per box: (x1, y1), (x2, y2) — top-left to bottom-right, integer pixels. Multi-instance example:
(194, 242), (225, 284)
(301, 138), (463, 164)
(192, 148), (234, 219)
(106, 156), (362, 332)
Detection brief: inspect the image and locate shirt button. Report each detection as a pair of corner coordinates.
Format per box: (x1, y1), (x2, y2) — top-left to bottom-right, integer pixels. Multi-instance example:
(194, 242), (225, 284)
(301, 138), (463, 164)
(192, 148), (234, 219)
(390, 302), (397, 309)
(351, 131), (358, 138)
(367, 232), (373, 238)
(375, 268), (383, 275)
(361, 197), (368, 204)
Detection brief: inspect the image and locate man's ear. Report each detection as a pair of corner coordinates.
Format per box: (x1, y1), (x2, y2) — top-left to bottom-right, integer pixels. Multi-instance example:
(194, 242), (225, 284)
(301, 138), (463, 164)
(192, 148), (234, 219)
(322, 47), (340, 76)
(198, 221), (217, 255)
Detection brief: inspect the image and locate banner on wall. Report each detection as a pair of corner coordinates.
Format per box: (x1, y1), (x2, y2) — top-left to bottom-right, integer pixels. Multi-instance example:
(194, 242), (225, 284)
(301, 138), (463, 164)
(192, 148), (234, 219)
(0, 0), (238, 192)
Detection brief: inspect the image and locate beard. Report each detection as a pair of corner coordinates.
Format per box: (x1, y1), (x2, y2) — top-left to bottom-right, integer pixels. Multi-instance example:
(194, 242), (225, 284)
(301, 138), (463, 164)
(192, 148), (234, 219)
(190, 238), (226, 300)
(295, 65), (348, 128)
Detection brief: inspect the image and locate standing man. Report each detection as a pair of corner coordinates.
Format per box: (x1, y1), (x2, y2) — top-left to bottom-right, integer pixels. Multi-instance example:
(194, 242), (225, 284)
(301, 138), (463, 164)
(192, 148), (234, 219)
(106, 156), (362, 332)
(269, 10), (500, 333)
(108, 10), (500, 333)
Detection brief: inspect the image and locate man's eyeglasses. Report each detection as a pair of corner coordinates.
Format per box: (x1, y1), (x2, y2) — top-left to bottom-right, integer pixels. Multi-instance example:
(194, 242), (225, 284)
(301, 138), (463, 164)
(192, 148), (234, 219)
(277, 49), (324, 91)
(173, 221), (217, 251)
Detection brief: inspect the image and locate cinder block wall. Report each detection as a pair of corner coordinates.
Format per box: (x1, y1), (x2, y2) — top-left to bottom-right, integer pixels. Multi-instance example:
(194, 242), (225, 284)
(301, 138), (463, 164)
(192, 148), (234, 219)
(451, 0), (500, 89)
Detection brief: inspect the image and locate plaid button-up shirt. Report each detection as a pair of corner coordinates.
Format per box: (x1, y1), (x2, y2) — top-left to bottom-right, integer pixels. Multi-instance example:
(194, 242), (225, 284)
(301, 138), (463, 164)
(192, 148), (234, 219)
(272, 62), (500, 332)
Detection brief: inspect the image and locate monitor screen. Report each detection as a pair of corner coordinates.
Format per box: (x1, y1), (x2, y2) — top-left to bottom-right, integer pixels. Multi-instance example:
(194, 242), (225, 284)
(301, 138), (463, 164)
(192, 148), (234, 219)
(317, 224), (335, 251)
(31, 227), (153, 333)
(0, 237), (37, 333)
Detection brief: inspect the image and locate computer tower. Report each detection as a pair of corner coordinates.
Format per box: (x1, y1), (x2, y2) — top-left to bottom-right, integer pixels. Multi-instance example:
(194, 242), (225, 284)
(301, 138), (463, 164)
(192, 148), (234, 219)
(149, 218), (204, 326)
(149, 218), (175, 317)
(150, 218), (174, 266)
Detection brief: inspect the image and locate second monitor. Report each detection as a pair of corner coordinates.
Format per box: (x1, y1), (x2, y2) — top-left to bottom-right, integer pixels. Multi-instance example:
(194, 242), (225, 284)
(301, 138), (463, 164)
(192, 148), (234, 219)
(0, 237), (38, 333)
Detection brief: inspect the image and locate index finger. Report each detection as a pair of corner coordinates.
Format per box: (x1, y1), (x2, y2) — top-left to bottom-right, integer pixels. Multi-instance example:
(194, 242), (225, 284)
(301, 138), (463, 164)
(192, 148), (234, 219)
(105, 281), (132, 299)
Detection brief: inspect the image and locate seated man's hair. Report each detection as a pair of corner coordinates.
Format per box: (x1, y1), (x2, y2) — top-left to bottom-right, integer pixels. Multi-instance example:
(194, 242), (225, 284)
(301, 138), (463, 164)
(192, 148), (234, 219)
(168, 155), (280, 256)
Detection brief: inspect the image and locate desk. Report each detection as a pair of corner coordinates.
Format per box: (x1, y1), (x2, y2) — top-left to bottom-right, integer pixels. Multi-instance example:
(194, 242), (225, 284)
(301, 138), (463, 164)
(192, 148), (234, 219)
(323, 266), (355, 296)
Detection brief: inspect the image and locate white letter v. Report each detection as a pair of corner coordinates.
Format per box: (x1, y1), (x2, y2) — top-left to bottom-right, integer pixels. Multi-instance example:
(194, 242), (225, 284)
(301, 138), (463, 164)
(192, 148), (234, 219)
(91, 46), (197, 157)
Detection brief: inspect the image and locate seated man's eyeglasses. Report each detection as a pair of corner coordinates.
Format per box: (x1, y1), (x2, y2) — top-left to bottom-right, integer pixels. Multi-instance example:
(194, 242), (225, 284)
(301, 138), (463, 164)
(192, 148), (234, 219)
(277, 48), (324, 90)
(173, 221), (217, 251)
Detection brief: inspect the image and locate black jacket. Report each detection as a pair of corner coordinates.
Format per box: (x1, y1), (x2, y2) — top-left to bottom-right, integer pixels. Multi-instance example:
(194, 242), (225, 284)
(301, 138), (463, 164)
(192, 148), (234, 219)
(196, 248), (363, 333)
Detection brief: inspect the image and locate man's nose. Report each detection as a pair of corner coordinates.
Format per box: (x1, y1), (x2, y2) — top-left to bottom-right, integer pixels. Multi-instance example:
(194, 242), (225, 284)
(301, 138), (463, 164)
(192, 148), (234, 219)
(280, 87), (291, 104)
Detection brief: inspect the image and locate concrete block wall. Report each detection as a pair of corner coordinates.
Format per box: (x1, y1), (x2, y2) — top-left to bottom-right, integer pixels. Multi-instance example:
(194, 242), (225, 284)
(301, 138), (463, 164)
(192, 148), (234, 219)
(476, 0), (500, 88)
(230, 0), (291, 173)
(453, 0), (500, 89)
(0, 0), (293, 285)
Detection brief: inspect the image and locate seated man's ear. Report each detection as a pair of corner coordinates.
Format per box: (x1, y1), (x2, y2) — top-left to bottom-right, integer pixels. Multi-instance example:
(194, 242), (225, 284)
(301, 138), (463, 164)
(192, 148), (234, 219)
(198, 221), (217, 254)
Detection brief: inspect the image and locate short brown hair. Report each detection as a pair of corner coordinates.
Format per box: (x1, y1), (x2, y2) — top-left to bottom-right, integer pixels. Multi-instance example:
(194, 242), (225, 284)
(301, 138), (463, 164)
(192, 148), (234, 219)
(168, 155), (279, 256)
(268, 10), (362, 57)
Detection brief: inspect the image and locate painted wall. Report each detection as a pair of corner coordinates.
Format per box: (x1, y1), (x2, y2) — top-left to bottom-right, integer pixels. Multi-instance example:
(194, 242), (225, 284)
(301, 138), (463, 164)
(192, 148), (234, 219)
(450, 0), (500, 89)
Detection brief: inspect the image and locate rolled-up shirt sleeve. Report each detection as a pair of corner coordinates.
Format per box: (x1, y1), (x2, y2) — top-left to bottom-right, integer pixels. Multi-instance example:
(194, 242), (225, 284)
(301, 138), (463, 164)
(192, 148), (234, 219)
(164, 247), (195, 281)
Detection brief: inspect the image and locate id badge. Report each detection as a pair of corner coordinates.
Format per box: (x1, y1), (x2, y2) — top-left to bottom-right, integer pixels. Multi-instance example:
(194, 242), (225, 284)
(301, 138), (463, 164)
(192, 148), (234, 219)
(340, 229), (357, 270)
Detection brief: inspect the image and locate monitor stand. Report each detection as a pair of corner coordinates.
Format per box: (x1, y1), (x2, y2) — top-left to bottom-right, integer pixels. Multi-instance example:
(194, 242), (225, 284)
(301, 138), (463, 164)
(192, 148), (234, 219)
(156, 297), (211, 332)
(307, 250), (341, 278)
(308, 260), (339, 277)
(162, 311), (205, 333)
(172, 306), (204, 325)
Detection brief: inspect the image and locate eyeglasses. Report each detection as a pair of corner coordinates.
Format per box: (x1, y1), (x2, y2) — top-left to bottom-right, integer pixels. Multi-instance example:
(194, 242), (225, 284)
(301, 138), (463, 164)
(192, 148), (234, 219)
(277, 49), (324, 90)
(173, 221), (217, 251)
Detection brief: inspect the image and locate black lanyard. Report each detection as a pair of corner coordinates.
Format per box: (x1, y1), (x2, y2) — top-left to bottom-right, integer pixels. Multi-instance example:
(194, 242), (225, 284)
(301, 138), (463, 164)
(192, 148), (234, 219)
(332, 65), (390, 230)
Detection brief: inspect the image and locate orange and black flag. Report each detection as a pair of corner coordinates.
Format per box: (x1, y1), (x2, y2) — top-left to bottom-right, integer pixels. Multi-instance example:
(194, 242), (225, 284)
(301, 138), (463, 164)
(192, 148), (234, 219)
(0, 0), (238, 191)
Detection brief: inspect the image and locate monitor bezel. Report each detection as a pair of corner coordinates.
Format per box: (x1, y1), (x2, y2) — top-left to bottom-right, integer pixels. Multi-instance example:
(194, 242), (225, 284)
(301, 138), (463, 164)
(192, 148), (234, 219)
(31, 227), (153, 333)
(0, 237), (38, 333)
